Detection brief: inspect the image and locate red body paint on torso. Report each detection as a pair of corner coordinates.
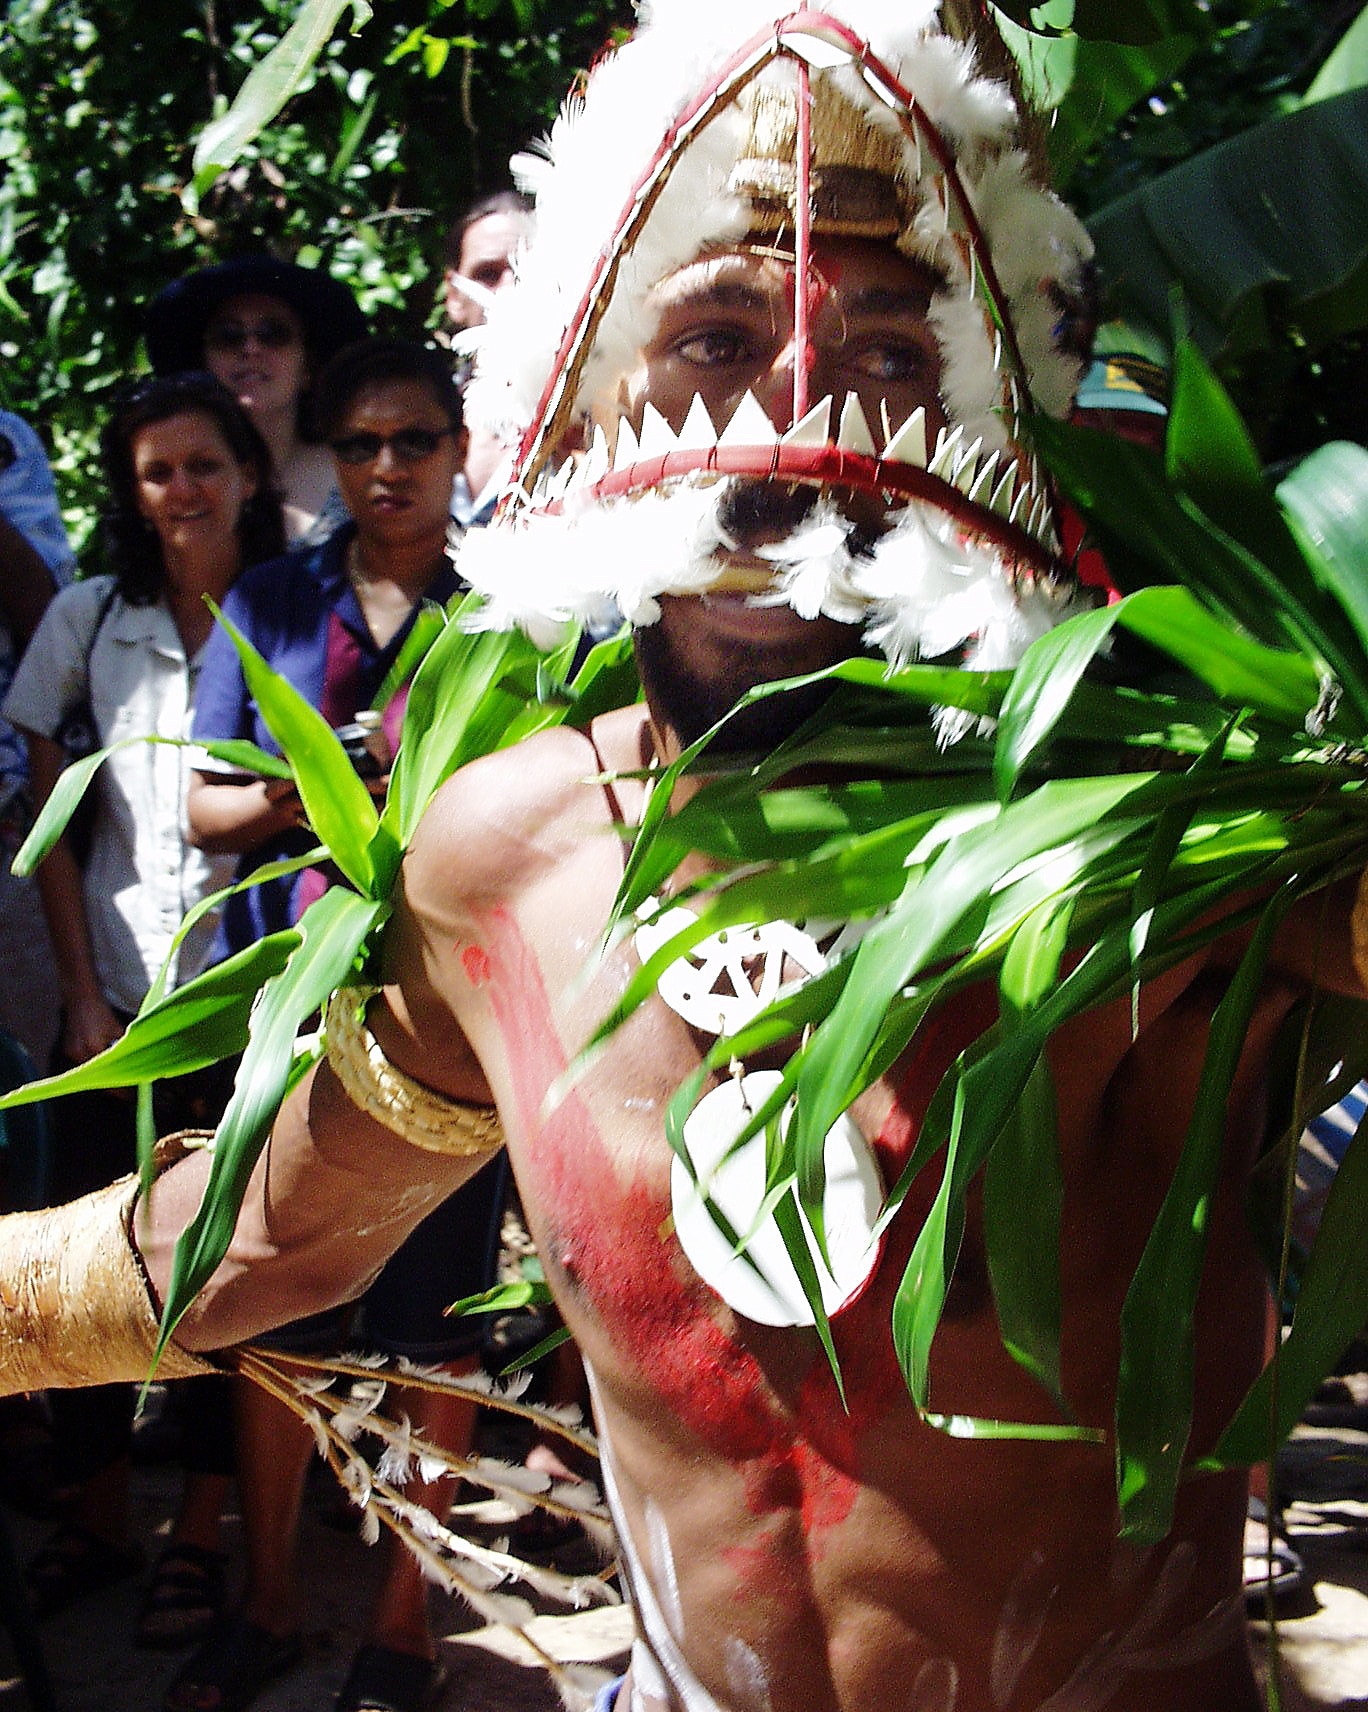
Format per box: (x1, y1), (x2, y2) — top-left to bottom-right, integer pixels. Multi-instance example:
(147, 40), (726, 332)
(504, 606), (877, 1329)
(474, 906), (992, 1559)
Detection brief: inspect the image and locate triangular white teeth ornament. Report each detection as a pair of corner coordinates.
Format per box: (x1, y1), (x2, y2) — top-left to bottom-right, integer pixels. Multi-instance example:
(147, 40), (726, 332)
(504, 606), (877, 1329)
(968, 452), (1000, 506)
(952, 437), (984, 493)
(1009, 483), (1030, 525)
(677, 393), (719, 455)
(781, 396), (833, 449)
(719, 391), (778, 448)
(547, 457), (576, 502)
(612, 418), (640, 470)
(882, 406), (928, 467)
(836, 393), (876, 456)
(584, 425), (611, 483)
(989, 462), (1017, 517)
(928, 424), (963, 479)
(638, 402), (677, 461)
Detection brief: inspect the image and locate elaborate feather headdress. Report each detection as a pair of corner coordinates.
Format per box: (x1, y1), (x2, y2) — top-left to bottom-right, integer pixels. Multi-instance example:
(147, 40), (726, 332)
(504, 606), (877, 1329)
(460, 0), (1097, 672)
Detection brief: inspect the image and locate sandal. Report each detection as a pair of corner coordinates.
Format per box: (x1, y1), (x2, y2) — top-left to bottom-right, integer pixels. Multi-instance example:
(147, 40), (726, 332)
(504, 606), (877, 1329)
(24, 1521), (144, 1619)
(334, 1644), (449, 1712)
(165, 1615), (302, 1712)
(1243, 1496), (1305, 1606)
(136, 1542), (229, 1651)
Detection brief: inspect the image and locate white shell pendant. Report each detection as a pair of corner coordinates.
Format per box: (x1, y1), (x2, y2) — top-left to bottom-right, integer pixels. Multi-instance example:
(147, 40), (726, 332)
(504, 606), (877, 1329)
(671, 1070), (883, 1327)
(635, 905), (866, 1036)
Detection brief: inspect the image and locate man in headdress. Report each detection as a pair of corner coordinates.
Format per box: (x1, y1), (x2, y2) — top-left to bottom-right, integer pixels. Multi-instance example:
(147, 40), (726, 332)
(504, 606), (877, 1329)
(2, 6), (1361, 1710)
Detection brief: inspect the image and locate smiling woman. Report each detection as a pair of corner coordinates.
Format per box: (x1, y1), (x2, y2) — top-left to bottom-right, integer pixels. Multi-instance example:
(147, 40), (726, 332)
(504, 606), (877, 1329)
(0, 372), (284, 1629)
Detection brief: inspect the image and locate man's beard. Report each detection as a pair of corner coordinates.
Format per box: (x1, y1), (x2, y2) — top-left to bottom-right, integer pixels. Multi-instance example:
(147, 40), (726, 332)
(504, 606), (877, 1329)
(634, 616), (844, 755)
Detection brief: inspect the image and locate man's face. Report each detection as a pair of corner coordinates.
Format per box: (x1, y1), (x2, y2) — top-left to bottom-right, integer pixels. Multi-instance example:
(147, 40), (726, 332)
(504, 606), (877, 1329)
(444, 212), (529, 333)
(630, 236), (946, 511)
(624, 236), (949, 748)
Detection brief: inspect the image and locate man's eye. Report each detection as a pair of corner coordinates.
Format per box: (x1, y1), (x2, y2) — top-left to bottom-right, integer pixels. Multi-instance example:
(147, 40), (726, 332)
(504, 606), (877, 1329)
(673, 328), (755, 368)
(853, 342), (934, 383)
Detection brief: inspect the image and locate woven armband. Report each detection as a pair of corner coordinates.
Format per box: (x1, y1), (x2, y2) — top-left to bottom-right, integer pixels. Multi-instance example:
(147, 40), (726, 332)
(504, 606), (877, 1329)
(325, 986), (504, 1158)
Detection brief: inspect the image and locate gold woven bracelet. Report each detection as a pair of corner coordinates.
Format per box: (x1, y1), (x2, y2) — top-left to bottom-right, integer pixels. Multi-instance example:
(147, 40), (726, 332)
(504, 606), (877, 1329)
(325, 986), (505, 1158)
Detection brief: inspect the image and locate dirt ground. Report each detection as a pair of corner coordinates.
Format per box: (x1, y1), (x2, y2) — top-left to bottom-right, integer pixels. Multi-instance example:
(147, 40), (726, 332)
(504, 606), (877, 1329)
(0, 1374), (1365, 1712)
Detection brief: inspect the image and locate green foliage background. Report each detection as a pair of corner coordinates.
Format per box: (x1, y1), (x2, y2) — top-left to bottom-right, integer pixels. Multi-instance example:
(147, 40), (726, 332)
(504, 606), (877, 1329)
(0, 0), (632, 545)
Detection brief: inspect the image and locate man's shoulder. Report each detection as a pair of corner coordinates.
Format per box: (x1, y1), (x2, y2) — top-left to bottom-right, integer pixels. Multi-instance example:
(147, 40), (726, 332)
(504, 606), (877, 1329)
(407, 708), (646, 901)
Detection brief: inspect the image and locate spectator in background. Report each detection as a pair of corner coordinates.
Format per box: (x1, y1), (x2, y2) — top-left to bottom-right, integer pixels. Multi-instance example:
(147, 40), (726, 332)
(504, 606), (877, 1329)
(0, 408), (75, 1072)
(2, 375), (283, 1632)
(145, 255), (368, 545)
(440, 190), (532, 524)
(171, 340), (504, 1712)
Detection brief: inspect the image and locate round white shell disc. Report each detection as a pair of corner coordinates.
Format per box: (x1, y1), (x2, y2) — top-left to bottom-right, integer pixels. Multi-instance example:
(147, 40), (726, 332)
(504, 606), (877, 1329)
(672, 1070), (883, 1327)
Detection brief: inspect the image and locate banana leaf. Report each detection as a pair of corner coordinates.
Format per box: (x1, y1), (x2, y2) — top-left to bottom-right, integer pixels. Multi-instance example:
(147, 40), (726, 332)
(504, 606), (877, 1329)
(1086, 87), (1368, 361)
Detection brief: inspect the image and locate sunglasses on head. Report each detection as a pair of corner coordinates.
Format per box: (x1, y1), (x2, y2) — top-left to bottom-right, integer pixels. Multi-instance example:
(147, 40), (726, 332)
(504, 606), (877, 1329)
(330, 427), (455, 465)
(205, 319), (300, 352)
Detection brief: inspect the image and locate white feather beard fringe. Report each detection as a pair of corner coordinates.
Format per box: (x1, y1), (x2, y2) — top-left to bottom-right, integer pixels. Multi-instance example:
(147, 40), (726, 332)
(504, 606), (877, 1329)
(456, 478), (1091, 743)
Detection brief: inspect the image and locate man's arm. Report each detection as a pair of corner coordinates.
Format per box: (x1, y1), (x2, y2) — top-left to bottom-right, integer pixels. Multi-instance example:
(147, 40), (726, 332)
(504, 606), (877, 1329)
(0, 783), (503, 1389)
(141, 805), (502, 1349)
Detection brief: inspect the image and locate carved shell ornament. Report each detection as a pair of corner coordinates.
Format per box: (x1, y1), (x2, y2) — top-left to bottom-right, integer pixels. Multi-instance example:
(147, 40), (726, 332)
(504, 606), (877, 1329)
(635, 903), (882, 1325)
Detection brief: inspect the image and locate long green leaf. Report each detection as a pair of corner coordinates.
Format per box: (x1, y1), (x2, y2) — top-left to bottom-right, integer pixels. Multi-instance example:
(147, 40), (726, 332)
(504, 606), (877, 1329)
(11, 740), (128, 875)
(155, 888), (386, 1351)
(209, 600), (379, 894)
(792, 775), (1158, 1165)
(1277, 440), (1368, 677)
(982, 894), (1074, 1406)
(1111, 588), (1321, 723)
(0, 936), (299, 1105)
(188, 0), (374, 208)
(993, 603), (1122, 801)
(1114, 885), (1293, 1543)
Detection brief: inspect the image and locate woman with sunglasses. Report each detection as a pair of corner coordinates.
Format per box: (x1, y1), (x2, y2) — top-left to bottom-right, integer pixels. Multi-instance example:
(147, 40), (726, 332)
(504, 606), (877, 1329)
(1, 373), (284, 1636)
(173, 340), (501, 1712)
(145, 256), (368, 545)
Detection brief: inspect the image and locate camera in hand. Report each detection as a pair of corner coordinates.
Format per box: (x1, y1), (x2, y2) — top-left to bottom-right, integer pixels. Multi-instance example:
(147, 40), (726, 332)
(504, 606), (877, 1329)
(334, 711), (389, 780)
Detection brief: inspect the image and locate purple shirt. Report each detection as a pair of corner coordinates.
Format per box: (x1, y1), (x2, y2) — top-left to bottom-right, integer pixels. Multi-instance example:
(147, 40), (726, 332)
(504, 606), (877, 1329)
(192, 524), (460, 956)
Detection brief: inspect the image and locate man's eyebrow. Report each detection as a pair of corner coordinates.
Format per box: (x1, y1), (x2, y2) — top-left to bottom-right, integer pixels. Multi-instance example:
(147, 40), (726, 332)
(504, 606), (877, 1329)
(650, 263), (773, 315)
(844, 285), (937, 320)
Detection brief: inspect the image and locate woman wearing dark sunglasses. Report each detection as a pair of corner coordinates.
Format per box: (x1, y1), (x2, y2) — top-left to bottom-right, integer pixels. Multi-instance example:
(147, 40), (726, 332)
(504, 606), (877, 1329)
(170, 340), (488, 1712)
(145, 256), (368, 545)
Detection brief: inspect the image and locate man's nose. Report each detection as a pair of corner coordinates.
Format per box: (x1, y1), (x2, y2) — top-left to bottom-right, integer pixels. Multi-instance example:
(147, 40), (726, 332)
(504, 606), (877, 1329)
(755, 339), (809, 433)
